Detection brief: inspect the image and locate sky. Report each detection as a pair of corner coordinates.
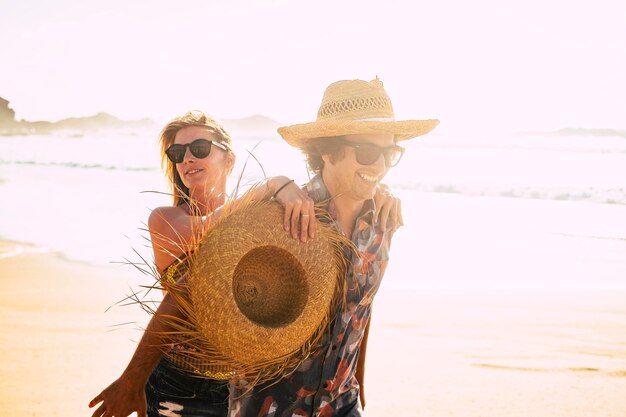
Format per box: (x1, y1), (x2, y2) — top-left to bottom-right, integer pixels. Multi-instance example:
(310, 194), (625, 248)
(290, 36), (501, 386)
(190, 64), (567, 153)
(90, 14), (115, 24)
(1, 0), (625, 134)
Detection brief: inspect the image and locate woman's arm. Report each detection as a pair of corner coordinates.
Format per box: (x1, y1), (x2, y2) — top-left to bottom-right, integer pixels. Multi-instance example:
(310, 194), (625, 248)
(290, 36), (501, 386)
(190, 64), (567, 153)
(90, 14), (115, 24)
(149, 176), (317, 272)
(89, 281), (186, 417)
(246, 176), (317, 243)
(148, 206), (203, 272)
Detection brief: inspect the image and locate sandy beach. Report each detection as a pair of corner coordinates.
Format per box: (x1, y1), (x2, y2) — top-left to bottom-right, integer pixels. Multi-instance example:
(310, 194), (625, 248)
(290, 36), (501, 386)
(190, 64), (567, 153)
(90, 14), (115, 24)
(0, 241), (151, 417)
(1, 240), (625, 417)
(366, 287), (626, 416)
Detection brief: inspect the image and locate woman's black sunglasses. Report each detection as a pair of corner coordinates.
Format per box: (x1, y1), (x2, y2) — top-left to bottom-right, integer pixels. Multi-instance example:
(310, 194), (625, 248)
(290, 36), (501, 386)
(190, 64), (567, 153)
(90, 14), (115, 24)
(342, 141), (405, 167)
(165, 138), (229, 164)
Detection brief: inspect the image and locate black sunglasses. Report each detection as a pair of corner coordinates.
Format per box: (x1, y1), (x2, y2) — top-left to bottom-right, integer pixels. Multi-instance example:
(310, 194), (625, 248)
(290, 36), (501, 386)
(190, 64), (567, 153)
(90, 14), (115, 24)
(165, 138), (229, 164)
(342, 141), (405, 167)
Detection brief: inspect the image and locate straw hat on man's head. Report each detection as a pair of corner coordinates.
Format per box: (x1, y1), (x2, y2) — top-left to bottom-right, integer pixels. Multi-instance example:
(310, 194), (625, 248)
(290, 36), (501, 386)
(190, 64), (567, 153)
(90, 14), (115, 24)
(278, 78), (439, 148)
(161, 197), (350, 385)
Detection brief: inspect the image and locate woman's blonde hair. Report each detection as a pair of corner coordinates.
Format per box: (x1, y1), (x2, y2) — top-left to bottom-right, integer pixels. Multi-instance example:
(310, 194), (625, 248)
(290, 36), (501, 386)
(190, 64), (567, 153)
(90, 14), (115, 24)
(159, 110), (233, 206)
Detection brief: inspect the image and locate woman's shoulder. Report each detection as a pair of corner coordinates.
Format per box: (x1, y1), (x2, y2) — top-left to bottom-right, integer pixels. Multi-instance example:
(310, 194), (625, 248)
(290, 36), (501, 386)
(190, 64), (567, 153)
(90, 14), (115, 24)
(148, 205), (188, 230)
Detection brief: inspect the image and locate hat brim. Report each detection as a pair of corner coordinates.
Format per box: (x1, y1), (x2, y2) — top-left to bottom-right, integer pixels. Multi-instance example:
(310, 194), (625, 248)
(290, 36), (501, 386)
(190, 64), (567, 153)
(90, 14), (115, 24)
(153, 194), (351, 385)
(184, 199), (348, 370)
(278, 119), (440, 148)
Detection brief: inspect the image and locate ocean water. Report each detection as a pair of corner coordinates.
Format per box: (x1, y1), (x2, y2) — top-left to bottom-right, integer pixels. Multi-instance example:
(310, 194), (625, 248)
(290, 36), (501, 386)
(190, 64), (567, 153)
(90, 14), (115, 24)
(1, 129), (625, 289)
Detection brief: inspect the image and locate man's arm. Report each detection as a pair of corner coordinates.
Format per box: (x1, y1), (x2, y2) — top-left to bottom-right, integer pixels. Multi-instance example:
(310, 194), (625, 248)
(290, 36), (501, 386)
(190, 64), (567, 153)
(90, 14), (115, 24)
(356, 316), (371, 409)
(88, 288), (184, 417)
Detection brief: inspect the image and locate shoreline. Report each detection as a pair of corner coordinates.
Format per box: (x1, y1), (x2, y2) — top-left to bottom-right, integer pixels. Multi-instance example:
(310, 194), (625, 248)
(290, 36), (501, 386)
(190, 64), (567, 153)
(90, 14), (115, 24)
(4, 183), (626, 292)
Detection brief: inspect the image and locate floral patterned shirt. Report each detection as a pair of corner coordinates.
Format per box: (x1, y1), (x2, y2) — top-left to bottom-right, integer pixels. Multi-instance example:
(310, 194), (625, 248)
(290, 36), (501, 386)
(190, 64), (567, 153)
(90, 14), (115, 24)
(229, 175), (392, 417)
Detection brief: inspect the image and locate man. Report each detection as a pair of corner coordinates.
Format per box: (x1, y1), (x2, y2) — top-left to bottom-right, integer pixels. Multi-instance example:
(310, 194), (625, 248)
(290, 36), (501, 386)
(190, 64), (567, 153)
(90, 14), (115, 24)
(229, 78), (439, 416)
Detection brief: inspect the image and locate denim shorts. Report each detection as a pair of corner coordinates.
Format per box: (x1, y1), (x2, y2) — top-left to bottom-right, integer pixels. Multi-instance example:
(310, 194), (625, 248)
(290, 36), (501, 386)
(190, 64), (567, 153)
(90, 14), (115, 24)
(145, 358), (229, 417)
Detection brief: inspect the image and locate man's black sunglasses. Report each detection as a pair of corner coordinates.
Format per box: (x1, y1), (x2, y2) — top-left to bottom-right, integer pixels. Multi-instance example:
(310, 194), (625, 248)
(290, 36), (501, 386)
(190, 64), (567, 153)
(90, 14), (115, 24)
(165, 139), (230, 164)
(342, 141), (405, 167)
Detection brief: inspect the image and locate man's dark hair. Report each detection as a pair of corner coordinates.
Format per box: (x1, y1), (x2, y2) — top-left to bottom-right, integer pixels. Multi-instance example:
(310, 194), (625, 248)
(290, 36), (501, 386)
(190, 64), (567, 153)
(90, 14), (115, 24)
(301, 136), (345, 174)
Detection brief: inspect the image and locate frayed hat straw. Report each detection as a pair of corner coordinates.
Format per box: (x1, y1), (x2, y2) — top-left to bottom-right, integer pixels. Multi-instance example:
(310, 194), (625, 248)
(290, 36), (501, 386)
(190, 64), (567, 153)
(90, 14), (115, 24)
(278, 78), (439, 147)
(160, 195), (350, 385)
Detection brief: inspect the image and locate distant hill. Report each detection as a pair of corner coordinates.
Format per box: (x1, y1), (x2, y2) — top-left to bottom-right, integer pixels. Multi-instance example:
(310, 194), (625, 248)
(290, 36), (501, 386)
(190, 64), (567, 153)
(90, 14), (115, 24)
(0, 112), (157, 135)
(53, 112), (156, 130)
(0, 96), (282, 137)
(0, 96), (158, 135)
(220, 114), (282, 137)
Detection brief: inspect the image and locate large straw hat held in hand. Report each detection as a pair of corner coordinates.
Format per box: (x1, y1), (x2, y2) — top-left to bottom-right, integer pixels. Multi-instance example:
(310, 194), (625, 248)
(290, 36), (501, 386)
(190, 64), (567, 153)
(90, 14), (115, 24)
(162, 198), (350, 385)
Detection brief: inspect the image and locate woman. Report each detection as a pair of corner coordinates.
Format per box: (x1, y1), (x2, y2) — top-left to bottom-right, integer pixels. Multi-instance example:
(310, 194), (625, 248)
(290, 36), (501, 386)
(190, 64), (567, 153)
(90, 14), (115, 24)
(145, 110), (317, 417)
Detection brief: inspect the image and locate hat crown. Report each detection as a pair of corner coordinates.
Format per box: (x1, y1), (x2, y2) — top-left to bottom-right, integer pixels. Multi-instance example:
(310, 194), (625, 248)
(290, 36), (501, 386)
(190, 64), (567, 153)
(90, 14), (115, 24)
(317, 78), (395, 122)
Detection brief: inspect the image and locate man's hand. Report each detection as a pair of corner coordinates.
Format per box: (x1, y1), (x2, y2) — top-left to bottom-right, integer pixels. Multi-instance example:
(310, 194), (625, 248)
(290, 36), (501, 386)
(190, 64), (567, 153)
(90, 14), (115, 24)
(374, 184), (403, 231)
(89, 373), (148, 417)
